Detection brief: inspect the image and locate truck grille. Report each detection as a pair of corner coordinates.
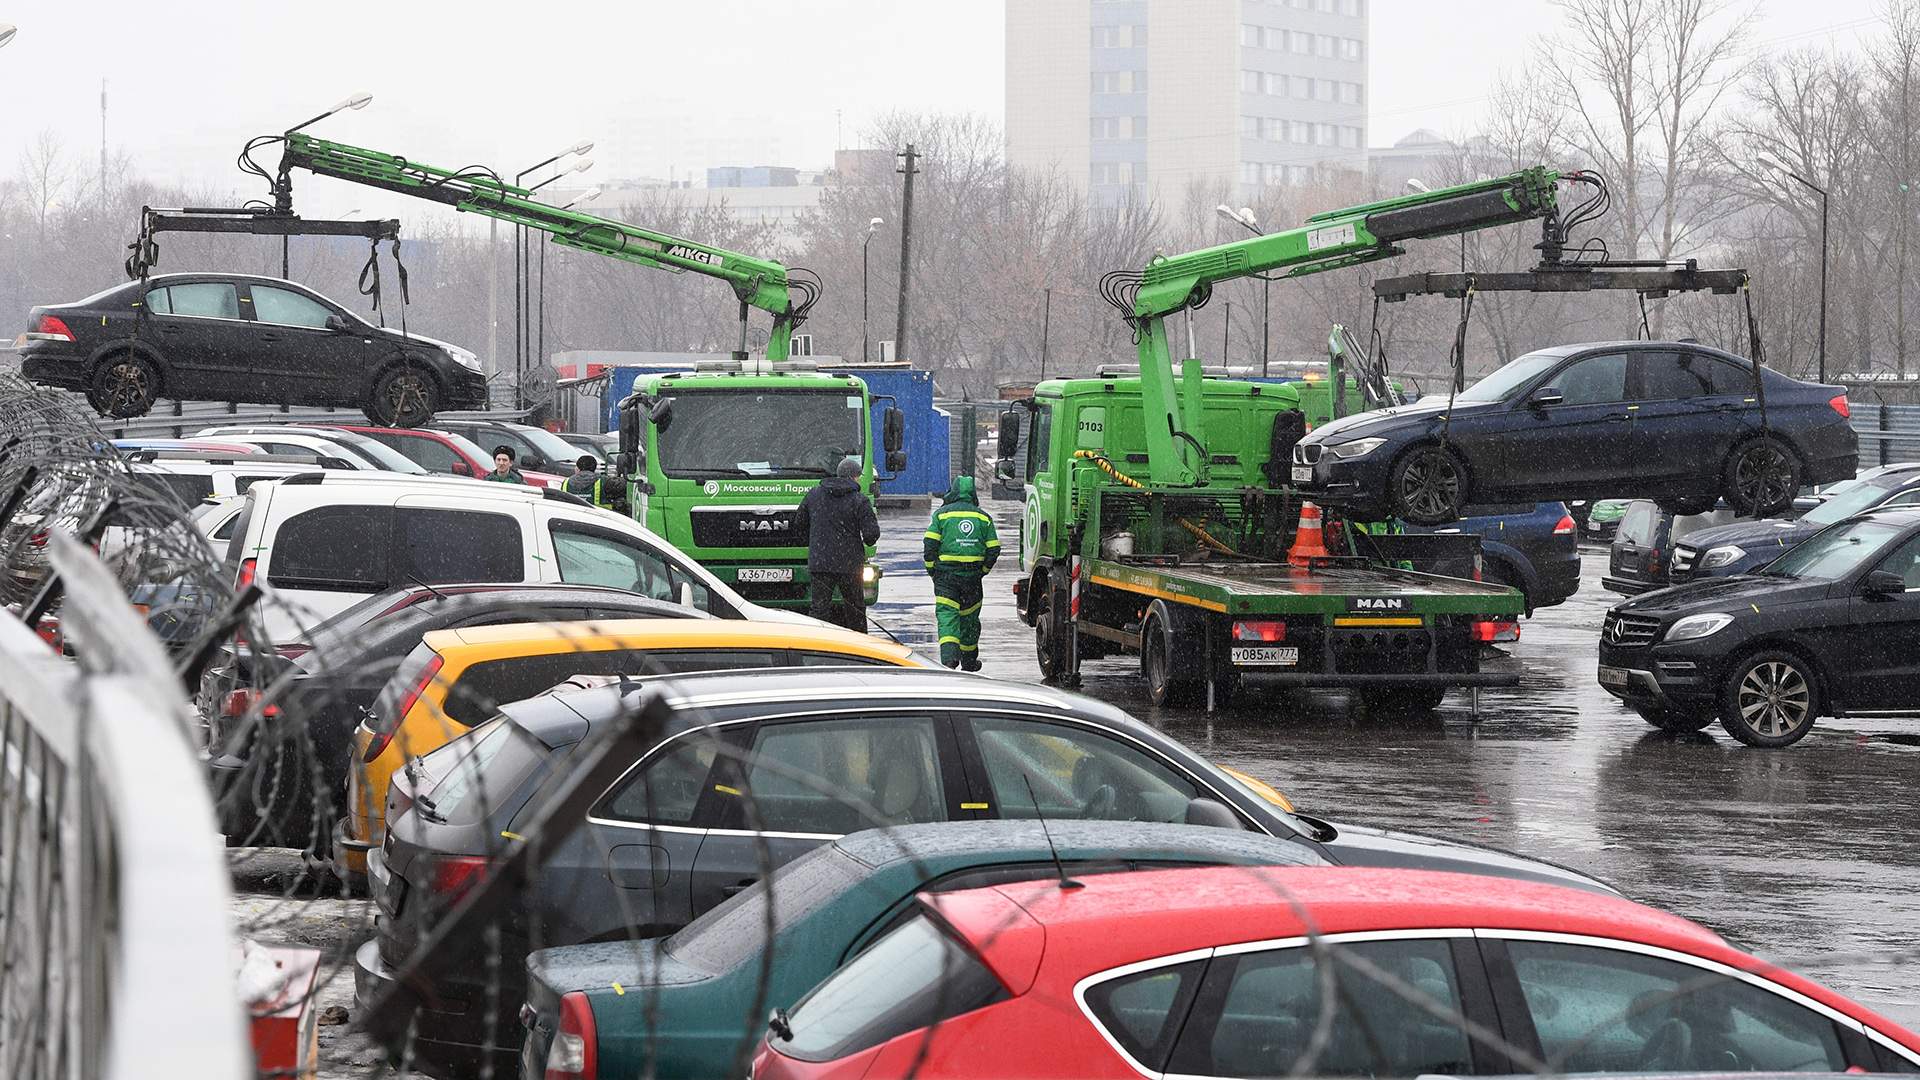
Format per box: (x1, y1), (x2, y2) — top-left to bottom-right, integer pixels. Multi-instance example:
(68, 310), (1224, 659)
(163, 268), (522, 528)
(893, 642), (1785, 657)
(689, 506), (804, 549)
(1602, 611), (1661, 647)
(1668, 545), (1700, 582)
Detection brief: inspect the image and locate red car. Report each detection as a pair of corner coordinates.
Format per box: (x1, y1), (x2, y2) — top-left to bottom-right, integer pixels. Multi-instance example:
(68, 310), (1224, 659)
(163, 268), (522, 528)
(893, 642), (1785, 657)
(754, 867), (1920, 1078)
(311, 423), (563, 487)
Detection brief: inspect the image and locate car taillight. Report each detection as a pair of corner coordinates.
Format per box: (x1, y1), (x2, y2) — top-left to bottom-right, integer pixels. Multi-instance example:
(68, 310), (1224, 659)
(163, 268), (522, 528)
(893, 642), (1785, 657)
(31, 315), (75, 342)
(25, 530), (48, 550)
(428, 854), (491, 902)
(1231, 620), (1287, 642)
(1829, 394), (1851, 419)
(1648, 547), (1663, 576)
(364, 653), (443, 763)
(276, 644), (312, 659)
(220, 689), (279, 720)
(1553, 514), (1576, 536)
(545, 991), (598, 1080)
(232, 557), (257, 647)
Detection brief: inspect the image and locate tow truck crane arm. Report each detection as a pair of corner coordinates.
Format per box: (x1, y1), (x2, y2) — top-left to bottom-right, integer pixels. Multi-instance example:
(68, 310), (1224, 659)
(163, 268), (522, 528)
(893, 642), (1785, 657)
(273, 133), (819, 362)
(1107, 167), (1566, 487)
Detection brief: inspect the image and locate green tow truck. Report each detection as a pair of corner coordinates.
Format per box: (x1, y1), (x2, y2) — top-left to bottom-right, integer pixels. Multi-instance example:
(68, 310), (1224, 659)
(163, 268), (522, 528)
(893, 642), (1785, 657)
(999, 169), (1574, 710)
(273, 133), (907, 609)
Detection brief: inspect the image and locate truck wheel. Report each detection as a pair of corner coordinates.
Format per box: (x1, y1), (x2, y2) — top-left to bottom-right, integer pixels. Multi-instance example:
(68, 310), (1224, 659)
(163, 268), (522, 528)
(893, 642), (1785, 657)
(1632, 704), (1714, 732)
(87, 353), (159, 418)
(1143, 622), (1203, 708)
(1718, 650), (1819, 748)
(1390, 446), (1467, 525)
(1035, 584), (1070, 681)
(1721, 437), (1801, 517)
(1360, 687), (1446, 714)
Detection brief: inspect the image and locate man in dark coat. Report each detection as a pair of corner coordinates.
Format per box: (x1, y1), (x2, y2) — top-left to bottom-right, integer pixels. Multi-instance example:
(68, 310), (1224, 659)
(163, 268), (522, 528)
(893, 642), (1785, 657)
(562, 455), (625, 512)
(795, 457), (880, 631)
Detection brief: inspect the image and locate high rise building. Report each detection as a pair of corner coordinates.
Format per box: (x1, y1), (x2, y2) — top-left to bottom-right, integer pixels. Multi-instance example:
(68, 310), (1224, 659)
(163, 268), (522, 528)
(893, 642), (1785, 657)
(1006, 0), (1369, 210)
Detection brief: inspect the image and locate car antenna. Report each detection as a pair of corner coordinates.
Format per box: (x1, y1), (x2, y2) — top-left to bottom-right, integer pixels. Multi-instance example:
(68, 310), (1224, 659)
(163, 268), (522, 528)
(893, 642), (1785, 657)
(1022, 774), (1083, 890)
(406, 575), (449, 601)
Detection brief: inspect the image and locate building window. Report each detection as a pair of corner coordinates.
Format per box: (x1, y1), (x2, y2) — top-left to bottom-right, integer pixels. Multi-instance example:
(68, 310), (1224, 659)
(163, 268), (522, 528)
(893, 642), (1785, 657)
(1339, 81), (1364, 105)
(1291, 122), (1310, 144)
(1292, 74), (1313, 99)
(1092, 162), (1140, 185)
(1340, 37), (1364, 61)
(1340, 0), (1365, 14)
(1290, 29), (1310, 54)
(1240, 23), (1263, 48)
(1318, 122), (1338, 146)
(1316, 0), (1336, 11)
(1315, 34), (1335, 58)
(1316, 78), (1336, 102)
(1091, 70), (1147, 93)
(1240, 114), (1260, 137)
(1240, 161), (1262, 185)
(1242, 69), (1262, 93)
(1339, 125), (1362, 148)
(1091, 24), (1146, 47)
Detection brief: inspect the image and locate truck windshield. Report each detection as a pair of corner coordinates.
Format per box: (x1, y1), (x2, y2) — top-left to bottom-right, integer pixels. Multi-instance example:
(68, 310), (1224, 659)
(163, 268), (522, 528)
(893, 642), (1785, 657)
(1762, 519), (1906, 580)
(657, 389), (864, 478)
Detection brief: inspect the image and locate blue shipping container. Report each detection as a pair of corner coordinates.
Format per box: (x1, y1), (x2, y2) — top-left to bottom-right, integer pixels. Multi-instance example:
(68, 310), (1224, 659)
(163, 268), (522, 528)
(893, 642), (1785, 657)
(601, 364), (951, 498)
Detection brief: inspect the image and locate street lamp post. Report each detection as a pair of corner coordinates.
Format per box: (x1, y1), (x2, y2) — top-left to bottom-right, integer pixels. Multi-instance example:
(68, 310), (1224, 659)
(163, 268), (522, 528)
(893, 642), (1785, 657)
(1761, 158), (1830, 382)
(1215, 204), (1267, 375)
(862, 217), (883, 363)
(512, 143), (593, 407)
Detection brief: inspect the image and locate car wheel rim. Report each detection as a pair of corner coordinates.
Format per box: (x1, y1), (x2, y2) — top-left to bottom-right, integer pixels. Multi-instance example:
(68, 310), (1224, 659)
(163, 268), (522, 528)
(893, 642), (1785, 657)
(386, 373), (428, 419)
(106, 362), (148, 411)
(1401, 453), (1459, 519)
(1737, 661), (1810, 738)
(1736, 446), (1792, 508)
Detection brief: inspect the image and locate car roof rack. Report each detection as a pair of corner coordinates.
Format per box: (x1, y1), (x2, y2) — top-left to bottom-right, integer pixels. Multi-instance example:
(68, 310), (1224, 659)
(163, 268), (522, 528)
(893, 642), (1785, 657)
(126, 449), (329, 466)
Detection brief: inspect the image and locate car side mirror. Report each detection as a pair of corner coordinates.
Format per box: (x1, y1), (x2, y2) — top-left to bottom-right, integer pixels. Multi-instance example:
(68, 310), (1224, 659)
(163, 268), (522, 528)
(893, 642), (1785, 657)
(1529, 387), (1564, 409)
(885, 449), (908, 473)
(618, 450), (640, 478)
(324, 313), (350, 333)
(618, 395), (643, 454)
(449, 460), (471, 476)
(883, 407), (906, 455)
(994, 458), (1018, 483)
(1183, 798), (1245, 830)
(1864, 569), (1907, 596)
(997, 411), (1022, 459)
(678, 581), (695, 607)
(649, 398), (674, 431)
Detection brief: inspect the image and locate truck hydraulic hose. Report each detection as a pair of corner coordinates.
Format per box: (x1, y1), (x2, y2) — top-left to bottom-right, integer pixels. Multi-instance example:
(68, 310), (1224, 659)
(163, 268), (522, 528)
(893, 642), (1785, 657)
(1072, 450), (1239, 557)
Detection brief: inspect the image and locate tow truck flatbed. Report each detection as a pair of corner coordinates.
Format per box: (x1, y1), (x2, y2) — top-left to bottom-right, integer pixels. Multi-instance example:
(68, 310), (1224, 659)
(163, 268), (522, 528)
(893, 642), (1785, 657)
(1087, 557), (1526, 617)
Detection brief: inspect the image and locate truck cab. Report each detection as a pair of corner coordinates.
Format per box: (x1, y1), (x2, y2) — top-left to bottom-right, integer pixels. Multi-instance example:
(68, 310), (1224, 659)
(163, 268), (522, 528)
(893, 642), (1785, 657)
(618, 362), (906, 610)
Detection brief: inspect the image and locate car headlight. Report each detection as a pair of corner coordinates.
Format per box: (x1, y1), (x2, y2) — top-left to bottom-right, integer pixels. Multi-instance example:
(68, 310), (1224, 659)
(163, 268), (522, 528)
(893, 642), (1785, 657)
(861, 564), (879, 584)
(1664, 612), (1733, 642)
(1328, 437), (1386, 460)
(446, 346), (481, 372)
(1699, 545), (1746, 569)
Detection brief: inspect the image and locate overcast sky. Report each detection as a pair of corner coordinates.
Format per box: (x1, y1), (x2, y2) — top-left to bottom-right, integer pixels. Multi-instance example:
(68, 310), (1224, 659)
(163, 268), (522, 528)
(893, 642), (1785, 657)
(0, 0), (1893, 222)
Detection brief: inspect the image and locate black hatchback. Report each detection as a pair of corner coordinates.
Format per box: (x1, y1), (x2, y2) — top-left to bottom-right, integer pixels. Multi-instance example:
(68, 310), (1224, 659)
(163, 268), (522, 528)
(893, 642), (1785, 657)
(358, 667), (1613, 1075)
(1598, 508), (1920, 746)
(1292, 341), (1857, 524)
(17, 273), (487, 425)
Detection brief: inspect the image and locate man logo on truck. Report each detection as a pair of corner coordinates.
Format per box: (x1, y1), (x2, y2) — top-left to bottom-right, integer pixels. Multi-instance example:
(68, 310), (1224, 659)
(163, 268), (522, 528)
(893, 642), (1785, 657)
(740, 519), (792, 533)
(1350, 597), (1408, 611)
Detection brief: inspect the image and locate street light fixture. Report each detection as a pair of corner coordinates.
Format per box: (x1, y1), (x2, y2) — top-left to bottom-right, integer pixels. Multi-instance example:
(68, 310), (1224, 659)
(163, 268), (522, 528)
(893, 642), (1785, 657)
(284, 91), (372, 135)
(0, 24), (17, 50)
(561, 187), (602, 211)
(1759, 156), (1829, 382)
(1215, 204), (1268, 376)
(529, 157), (593, 193)
(862, 217), (884, 363)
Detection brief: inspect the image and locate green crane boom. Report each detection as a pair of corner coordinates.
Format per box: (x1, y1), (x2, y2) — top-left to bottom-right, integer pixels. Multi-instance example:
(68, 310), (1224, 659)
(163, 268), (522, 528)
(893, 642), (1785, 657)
(1119, 166), (1563, 486)
(275, 133), (816, 362)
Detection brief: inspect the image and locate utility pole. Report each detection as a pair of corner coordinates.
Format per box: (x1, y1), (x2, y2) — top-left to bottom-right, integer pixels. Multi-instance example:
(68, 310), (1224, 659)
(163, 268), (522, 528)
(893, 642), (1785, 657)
(895, 143), (919, 365)
(487, 218), (500, 379)
(1039, 287), (1052, 380)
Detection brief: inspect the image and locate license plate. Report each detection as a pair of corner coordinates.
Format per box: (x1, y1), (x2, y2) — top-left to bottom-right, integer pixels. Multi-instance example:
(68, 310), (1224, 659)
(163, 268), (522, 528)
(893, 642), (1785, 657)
(1232, 646), (1300, 666)
(1598, 665), (1630, 688)
(737, 568), (793, 583)
(1291, 465), (1315, 484)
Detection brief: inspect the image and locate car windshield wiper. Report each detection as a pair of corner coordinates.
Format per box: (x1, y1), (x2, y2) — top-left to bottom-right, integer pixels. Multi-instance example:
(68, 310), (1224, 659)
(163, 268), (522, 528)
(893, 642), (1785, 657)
(767, 1006), (794, 1042)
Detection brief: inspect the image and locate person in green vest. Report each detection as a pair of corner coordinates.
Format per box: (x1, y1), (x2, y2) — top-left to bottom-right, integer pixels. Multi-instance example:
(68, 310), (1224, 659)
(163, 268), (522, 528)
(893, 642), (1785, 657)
(562, 455), (625, 512)
(922, 475), (999, 670)
(483, 445), (527, 484)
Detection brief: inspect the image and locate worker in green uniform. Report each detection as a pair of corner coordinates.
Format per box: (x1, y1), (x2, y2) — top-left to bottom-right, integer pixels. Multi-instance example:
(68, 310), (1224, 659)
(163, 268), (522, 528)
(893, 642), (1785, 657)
(923, 475), (999, 670)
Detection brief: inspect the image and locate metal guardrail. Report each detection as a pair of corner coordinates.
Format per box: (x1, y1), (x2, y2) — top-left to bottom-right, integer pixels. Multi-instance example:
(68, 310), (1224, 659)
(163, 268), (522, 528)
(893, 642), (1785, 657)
(1852, 403), (1920, 468)
(0, 536), (248, 1080)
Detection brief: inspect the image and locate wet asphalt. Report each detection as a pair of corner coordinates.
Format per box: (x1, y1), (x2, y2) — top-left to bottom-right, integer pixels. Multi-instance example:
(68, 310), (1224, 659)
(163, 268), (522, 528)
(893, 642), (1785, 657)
(871, 506), (1920, 1028)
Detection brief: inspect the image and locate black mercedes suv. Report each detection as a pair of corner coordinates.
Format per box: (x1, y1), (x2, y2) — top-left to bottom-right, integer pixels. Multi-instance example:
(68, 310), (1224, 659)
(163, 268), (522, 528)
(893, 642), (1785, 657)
(1597, 508), (1920, 747)
(17, 273), (487, 426)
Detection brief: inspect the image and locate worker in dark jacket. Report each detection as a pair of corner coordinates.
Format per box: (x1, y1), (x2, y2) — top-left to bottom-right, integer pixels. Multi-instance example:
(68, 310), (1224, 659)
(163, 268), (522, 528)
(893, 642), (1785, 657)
(923, 475), (998, 670)
(795, 457), (880, 631)
(562, 455), (625, 512)
(483, 445), (527, 484)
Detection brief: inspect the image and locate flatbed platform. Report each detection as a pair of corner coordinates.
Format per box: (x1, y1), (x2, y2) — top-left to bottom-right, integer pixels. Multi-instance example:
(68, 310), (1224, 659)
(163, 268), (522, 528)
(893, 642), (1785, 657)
(1088, 557), (1527, 617)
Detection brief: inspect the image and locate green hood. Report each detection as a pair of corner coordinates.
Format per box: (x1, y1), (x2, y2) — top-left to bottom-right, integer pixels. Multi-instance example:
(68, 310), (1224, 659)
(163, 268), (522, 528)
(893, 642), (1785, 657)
(943, 476), (978, 504)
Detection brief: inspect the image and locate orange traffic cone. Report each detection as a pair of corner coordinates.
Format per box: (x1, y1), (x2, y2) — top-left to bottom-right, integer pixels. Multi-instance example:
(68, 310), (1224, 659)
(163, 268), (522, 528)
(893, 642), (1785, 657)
(1288, 501), (1333, 567)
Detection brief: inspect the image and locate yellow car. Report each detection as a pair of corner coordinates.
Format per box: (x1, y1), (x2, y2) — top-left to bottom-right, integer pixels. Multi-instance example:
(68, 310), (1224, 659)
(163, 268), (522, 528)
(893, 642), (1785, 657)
(334, 619), (932, 879)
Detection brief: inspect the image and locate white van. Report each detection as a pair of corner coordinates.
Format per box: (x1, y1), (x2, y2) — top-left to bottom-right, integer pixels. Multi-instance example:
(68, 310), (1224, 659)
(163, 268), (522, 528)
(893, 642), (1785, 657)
(223, 471), (812, 643)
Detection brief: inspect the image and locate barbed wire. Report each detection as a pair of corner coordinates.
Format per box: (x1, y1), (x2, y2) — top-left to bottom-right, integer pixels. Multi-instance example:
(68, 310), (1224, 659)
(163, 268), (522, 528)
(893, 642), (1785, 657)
(5, 371), (1916, 1080)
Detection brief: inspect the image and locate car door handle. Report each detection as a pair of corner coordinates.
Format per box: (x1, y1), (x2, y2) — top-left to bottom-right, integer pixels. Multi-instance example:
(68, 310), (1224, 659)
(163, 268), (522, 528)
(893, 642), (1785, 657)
(722, 878), (757, 897)
(258, 333), (282, 343)
(1604, 413), (1630, 423)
